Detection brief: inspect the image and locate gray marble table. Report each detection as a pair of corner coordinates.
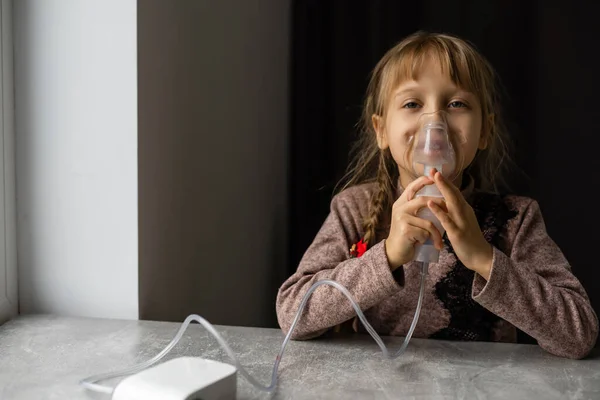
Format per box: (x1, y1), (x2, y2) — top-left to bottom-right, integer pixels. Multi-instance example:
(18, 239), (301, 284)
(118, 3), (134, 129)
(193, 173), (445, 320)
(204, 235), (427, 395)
(0, 314), (598, 399)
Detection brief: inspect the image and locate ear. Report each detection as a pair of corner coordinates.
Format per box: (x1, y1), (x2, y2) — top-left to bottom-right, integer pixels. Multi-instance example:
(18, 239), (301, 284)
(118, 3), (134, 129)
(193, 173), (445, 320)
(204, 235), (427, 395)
(372, 114), (388, 149)
(479, 113), (494, 150)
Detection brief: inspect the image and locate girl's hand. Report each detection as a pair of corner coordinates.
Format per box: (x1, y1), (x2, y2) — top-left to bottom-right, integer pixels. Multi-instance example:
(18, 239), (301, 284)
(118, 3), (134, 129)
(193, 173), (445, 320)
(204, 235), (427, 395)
(385, 176), (446, 270)
(427, 170), (493, 280)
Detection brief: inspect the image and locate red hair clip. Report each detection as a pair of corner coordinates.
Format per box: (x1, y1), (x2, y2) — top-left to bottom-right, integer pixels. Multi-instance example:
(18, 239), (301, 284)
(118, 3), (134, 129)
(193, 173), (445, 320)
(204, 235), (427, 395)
(349, 238), (367, 258)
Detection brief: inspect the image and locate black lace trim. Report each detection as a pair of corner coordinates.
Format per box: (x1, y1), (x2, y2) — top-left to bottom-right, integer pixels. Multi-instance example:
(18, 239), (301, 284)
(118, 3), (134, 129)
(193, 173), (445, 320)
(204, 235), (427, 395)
(429, 192), (518, 342)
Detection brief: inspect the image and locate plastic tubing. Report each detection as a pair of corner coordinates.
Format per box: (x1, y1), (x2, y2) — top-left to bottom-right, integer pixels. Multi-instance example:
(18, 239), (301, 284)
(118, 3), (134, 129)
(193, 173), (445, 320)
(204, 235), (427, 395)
(80, 261), (429, 395)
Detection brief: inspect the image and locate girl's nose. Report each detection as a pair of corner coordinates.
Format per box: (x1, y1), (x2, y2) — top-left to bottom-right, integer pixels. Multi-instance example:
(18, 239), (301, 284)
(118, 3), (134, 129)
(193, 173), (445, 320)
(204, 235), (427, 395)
(418, 109), (449, 125)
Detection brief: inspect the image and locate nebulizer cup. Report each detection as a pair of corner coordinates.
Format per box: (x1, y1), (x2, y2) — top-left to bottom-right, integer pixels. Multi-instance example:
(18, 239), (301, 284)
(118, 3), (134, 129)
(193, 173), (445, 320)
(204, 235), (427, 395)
(411, 111), (456, 263)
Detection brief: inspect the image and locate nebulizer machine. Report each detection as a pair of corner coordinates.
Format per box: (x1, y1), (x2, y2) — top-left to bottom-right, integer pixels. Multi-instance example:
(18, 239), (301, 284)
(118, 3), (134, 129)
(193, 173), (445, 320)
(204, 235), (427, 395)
(80, 111), (457, 400)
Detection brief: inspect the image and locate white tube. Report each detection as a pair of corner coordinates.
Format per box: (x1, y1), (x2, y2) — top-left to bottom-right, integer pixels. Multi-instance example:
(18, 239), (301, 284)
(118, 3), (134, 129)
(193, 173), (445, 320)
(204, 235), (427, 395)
(80, 262), (429, 395)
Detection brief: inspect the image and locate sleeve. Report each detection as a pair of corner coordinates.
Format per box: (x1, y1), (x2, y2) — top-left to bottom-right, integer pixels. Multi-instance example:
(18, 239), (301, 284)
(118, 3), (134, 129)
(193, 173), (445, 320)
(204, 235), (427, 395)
(472, 199), (599, 359)
(275, 193), (403, 340)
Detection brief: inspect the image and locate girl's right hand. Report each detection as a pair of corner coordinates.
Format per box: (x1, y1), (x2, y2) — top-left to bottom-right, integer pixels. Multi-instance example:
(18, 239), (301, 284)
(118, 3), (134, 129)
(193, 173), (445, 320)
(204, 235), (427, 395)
(385, 176), (446, 270)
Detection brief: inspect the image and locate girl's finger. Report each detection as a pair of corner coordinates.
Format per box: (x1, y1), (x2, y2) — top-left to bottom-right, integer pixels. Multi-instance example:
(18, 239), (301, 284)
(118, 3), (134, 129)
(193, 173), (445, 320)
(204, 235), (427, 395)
(405, 214), (444, 250)
(401, 176), (435, 201)
(428, 200), (458, 232)
(400, 223), (431, 246)
(432, 171), (463, 210)
(402, 196), (446, 216)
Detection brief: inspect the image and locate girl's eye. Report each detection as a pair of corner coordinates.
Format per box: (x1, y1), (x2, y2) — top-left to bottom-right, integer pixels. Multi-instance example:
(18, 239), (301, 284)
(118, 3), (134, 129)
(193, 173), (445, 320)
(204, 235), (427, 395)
(449, 101), (467, 108)
(403, 102), (421, 109)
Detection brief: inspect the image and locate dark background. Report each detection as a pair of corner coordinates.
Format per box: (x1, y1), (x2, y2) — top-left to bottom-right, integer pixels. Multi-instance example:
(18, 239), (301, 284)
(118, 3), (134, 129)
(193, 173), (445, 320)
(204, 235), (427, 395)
(288, 0), (600, 346)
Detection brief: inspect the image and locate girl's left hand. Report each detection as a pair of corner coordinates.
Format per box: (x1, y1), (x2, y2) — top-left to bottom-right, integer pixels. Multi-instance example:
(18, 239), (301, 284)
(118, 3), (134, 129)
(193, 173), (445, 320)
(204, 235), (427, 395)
(427, 170), (493, 280)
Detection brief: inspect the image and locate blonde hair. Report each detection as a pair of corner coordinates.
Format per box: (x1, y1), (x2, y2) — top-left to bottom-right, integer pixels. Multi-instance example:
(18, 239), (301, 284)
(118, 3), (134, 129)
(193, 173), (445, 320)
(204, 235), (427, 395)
(338, 31), (513, 246)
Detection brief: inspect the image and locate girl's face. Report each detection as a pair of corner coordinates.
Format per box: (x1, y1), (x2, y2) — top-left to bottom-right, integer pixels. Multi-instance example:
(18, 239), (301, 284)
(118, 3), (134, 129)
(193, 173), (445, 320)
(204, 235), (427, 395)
(372, 56), (489, 190)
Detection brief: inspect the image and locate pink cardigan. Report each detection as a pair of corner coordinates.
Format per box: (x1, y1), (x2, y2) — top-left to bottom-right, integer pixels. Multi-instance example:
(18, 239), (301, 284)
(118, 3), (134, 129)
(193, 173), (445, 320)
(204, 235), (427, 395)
(276, 180), (599, 359)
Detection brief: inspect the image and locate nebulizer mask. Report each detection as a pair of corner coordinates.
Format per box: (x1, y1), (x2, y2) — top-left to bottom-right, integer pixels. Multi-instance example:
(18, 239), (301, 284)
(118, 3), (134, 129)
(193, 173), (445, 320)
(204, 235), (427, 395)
(409, 111), (459, 263)
(80, 118), (464, 400)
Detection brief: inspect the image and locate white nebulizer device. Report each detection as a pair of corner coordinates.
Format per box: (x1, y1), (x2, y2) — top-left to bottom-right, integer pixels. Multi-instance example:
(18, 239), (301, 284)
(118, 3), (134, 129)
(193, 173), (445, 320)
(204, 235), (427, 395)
(411, 112), (456, 264)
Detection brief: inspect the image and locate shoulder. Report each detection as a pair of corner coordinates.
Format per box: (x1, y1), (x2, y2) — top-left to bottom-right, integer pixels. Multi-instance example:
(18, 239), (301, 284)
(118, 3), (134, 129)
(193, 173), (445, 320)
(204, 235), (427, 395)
(330, 182), (377, 219)
(502, 194), (546, 228)
(333, 181), (377, 204)
(502, 194), (537, 212)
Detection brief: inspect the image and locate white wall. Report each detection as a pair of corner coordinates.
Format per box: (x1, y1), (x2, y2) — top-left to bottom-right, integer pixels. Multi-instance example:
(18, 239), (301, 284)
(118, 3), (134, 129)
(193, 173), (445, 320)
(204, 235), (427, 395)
(14, 0), (138, 319)
(12, 0), (288, 324)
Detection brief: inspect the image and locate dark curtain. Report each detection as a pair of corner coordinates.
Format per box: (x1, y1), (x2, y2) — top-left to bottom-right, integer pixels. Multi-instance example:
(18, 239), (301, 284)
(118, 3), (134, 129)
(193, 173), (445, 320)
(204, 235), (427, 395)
(288, 0), (600, 346)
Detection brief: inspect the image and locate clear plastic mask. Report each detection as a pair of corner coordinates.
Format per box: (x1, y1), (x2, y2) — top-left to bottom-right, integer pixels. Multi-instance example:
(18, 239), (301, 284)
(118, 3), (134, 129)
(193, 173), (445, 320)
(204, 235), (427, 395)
(403, 110), (465, 184)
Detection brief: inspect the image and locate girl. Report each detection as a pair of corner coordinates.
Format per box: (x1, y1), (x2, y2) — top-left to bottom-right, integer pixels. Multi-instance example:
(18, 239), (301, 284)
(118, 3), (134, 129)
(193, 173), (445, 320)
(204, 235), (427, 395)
(276, 31), (599, 359)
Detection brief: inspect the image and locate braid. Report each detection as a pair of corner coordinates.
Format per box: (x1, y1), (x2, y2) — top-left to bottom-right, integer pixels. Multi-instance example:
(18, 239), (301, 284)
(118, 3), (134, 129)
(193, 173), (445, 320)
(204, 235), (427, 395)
(362, 150), (397, 246)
